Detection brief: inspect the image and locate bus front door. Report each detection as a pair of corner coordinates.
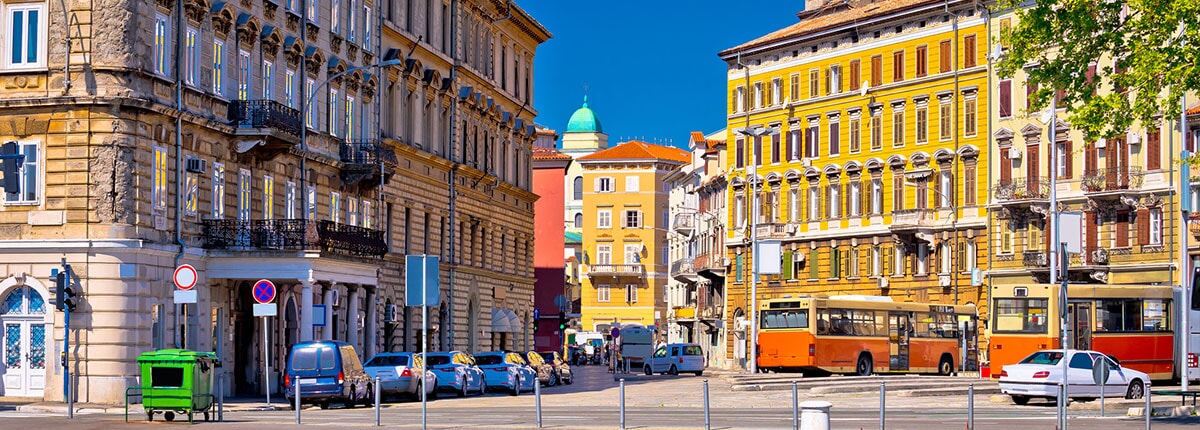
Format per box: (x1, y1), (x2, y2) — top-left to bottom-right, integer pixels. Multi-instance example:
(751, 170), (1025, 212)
(889, 312), (910, 371)
(1067, 302), (1092, 350)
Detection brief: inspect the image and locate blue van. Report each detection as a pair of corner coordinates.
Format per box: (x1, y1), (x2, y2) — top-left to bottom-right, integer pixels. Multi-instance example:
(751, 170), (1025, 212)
(283, 341), (372, 409)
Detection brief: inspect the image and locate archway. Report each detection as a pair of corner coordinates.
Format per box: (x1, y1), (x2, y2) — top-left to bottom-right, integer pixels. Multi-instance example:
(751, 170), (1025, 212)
(467, 294), (478, 353)
(0, 275), (51, 397)
(732, 307), (746, 370)
(284, 296), (298, 350)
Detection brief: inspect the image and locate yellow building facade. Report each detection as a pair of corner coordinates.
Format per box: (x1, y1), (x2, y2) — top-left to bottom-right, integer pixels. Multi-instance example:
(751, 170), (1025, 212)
(718, 0), (990, 369)
(578, 141), (689, 335)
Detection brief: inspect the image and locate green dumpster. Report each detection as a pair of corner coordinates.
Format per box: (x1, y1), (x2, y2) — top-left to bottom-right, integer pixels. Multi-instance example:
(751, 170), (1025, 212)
(134, 349), (219, 422)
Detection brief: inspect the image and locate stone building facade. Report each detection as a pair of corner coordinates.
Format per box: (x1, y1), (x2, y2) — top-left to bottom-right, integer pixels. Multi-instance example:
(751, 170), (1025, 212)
(0, 0), (548, 403)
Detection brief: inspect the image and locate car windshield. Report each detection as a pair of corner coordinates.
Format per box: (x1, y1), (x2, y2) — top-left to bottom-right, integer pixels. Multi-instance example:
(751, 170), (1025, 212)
(291, 348), (320, 370)
(365, 355), (409, 367)
(1019, 351), (1064, 365)
(538, 352), (554, 362)
(427, 355), (451, 366)
(475, 355), (503, 365)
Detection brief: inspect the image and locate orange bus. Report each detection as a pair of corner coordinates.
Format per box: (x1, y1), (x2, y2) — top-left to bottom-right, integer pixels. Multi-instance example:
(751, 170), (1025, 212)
(988, 284), (1174, 381)
(757, 296), (978, 376)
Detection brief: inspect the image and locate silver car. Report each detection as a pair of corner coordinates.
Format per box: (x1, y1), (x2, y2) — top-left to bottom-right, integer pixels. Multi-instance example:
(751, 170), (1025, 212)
(363, 352), (437, 401)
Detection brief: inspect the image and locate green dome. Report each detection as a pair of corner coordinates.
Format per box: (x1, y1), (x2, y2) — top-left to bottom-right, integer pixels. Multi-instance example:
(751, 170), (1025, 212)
(565, 96), (603, 133)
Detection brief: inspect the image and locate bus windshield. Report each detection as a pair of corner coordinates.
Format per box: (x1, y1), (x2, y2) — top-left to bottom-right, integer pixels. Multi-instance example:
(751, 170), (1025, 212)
(760, 310), (808, 329)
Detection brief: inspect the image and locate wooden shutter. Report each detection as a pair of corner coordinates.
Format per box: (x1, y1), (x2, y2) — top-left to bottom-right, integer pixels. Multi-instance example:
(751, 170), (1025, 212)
(1085, 211), (1098, 255)
(1085, 143), (1098, 173)
(824, 69), (831, 96)
(916, 45), (927, 77)
(1027, 145), (1040, 187)
(999, 80), (1012, 117)
(939, 40), (951, 73)
(964, 34), (976, 68)
(871, 55), (882, 86)
(999, 146), (1012, 183)
(785, 129), (794, 161)
(893, 50), (904, 82)
(1147, 127), (1161, 170)
(1063, 141), (1073, 178)
(850, 60), (861, 90)
(783, 251), (793, 280)
(824, 185), (831, 219)
(1116, 211), (1129, 247)
(1136, 208), (1150, 245)
(755, 136), (763, 166)
(882, 246), (893, 275)
(842, 249), (851, 278)
(809, 250), (820, 279)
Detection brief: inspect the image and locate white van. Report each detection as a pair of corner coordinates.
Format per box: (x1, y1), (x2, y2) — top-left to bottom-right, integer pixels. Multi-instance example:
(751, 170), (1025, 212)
(644, 343), (706, 376)
(618, 324), (654, 368)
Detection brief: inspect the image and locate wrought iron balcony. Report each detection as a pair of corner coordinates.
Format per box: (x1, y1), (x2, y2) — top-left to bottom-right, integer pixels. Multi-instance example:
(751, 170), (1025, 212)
(586, 264), (645, 278)
(340, 140), (398, 186)
(1081, 167), (1144, 194)
(992, 177), (1051, 202)
(229, 100), (302, 137)
(671, 257), (698, 282)
(201, 218), (387, 257)
(672, 213), (696, 236)
(1022, 251), (1048, 268)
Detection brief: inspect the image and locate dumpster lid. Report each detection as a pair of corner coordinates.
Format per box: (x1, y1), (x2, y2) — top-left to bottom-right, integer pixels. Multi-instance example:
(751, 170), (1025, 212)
(137, 348), (218, 364)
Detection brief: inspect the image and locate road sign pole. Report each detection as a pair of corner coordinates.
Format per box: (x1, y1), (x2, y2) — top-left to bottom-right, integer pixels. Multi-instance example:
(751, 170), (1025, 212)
(263, 315), (270, 406)
(422, 255), (428, 430)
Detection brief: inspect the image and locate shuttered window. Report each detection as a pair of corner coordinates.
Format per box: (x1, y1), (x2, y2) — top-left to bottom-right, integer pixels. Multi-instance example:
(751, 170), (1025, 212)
(870, 55), (882, 87)
(849, 60), (861, 91)
(916, 45), (927, 77)
(809, 249), (820, 279)
(999, 79), (1013, 118)
(963, 34), (976, 68)
(892, 50), (904, 82)
(1147, 126), (1161, 170)
(939, 40), (951, 73)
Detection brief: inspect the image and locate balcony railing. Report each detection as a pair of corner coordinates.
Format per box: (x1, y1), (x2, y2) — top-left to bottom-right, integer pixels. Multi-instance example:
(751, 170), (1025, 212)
(993, 177), (1051, 201)
(673, 213), (696, 236)
(670, 257), (695, 276)
(891, 209), (935, 229)
(1022, 251), (1048, 268)
(340, 140), (399, 165)
(229, 100), (302, 137)
(587, 264), (645, 277)
(1081, 167), (1144, 193)
(201, 218), (387, 257)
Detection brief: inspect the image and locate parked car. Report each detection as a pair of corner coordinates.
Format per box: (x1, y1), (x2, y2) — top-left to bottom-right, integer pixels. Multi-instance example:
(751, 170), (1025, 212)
(283, 341), (373, 409)
(644, 343), (706, 376)
(523, 351), (555, 386)
(474, 351), (537, 395)
(422, 351), (486, 397)
(538, 351), (573, 385)
(362, 352), (437, 401)
(998, 349), (1147, 405)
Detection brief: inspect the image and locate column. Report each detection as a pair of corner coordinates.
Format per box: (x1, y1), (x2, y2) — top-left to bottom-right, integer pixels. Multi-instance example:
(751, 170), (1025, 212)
(364, 287), (377, 358)
(347, 286), (360, 354)
(300, 280), (314, 342)
(323, 284), (337, 340)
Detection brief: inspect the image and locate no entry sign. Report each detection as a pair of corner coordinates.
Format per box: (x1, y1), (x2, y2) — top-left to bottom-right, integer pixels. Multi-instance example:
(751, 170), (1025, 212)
(174, 264), (197, 290)
(252, 279), (276, 304)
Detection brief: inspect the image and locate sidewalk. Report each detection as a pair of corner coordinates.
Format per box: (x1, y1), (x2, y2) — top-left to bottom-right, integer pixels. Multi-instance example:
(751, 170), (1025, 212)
(8, 396), (289, 415)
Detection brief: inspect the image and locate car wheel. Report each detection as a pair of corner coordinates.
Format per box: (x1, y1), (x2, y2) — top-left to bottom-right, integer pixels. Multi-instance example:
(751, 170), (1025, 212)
(644, 364), (652, 376)
(1011, 395), (1030, 405)
(565, 374), (573, 385)
(668, 365), (678, 376)
(428, 378), (439, 400)
(550, 372), (560, 387)
(164, 411), (175, 422)
(510, 376), (520, 396)
(363, 382), (375, 407)
(855, 354), (873, 376)
(345, 386), (357, 409)
(320, 401), (330, 410)
(695, 370), (704, 376)
(938, 356), (954, 376)
(459, 380), (469, 398)
(1126, 380), (1145, 399)
(478, 379), (487, 396)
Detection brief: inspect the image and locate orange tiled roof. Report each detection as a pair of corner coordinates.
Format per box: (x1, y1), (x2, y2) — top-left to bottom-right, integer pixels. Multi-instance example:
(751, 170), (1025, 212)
(577, 140), (690, 163)
(689, 131), (706, 144)
(720, 0), (941, 57)
(532, 146), (571, 161)
(1188, 103), (1200, 116)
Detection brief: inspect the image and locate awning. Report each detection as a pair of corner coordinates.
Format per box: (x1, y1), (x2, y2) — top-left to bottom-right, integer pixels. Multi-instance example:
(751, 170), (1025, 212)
(491, 308), (519, 333)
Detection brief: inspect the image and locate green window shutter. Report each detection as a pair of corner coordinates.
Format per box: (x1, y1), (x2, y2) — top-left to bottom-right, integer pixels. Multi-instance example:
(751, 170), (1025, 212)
(843, 249), (851, 277)
(735, 254), (744, 282)
(783, 251), (794, 280)
(809, 250), (819, 279)
(831, 249), (840, 278)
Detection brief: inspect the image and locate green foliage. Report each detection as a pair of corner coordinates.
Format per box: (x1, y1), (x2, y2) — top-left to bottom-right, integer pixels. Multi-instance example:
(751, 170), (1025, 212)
(996, 0), (1200, 140)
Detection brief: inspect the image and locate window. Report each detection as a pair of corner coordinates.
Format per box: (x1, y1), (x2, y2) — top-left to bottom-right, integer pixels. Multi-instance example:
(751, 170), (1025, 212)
(331, 0), (341, 33)
(596, 177), (614, 193)
(734, 195), (745, 226)
(964, 164), (977, 206)
(346, 95), (355, 140)
(963, 34), (977, 68)
(892, 50), (904, 82)
(153, 13), (170, 76)
(772, 78), (782, 105)
(771, 133), (780, 163)
(915, 103), (928, 144)
(871, 246), (881, 276)
(185, 27), (199, 85)
(893, 245), (905, 276)
(622, 210), (642, 228)
(870, 55), (882, 87)
(892, 106), (905, 147)
(237, 168), (252, 221)
(1095, 299), (1169, 332)
(1149, 208), (1162, 245)
(892, 173), (904, 212)
(285, 181), (297, 219)
(348, 0), (357, 41)
(939, 40), (951, 73)
(789, 73), (799, 102)
(939, 242), (951, 274)
(827, 118), (840, 156)
(805, 122), (820, 158)
(261, 60), (274, 100)
(597, 210), (611, 229)
(827, 65), (841, 95)
(284, 70), (296, 108)
(870, 110), (882, 150)
(306, 185), (316, 219)
(572, 176), (583, 200)
(237, 50), (250, 100)
(212, 40), (224, 95)
(753, 81), (763, 108)
(964, 97), (978, 137)
(830, 247), (841, 278)
(754, 136), (763, 166)
(939, 100), (952, 140)
(596, 245), (612, 264)
(993, 298), (1049, 333)
(1001, 229), (1013, 254)
(597, 284), (610, 303)
(211, 163), (225, 218)
(329, 88), (339, 135)
(308, 0), (318, 22)
(329, 192), (341, 223)
(828, 184), (840, 218)
(153, 146), (168, 210)
(623, 244), (640, 264)
(735, 138), (744, 168)
(5, 3), (44, 68)
(849, 247), (859, 277)
(306, 78), (316, 127)
(939, 171), (952, 208)
(999, 79), (1013, 118)
(625, 176), (639, 192)
(184, 171), (198, 216)
(573, 213), (583, 228)
(260, 175), (274, 219)
(849, 60), (860, 91)
(3, 141), (38, 204)
(346, 197), (358, 226)
(364, 6), (372, 50)
(764, 77), (773, 106)
(849, 181), (861, 216)
(733, 86), (745, 112)
(871, 178), (882, 215)
(788, 188), (799, 222)
(808, 186), (820, 220)
(915, 45), (927, 77)
(849, 114), (861, 153)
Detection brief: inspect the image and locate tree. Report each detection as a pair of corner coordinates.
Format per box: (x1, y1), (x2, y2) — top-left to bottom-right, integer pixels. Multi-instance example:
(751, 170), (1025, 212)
(997, 0), (1200, 140)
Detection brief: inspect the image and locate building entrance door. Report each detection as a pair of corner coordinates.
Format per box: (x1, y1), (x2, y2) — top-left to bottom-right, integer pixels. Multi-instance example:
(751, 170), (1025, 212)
(0, 286), (47, 397)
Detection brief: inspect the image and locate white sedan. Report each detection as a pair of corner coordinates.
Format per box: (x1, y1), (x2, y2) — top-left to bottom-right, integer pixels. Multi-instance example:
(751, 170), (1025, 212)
(998, 349), (1148, 405)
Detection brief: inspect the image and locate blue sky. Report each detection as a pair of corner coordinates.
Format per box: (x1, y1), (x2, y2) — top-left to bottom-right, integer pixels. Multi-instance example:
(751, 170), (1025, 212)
(520, 1), (804, 149)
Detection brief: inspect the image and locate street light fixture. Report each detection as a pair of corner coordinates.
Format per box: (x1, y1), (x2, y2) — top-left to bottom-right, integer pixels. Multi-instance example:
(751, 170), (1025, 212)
(736, 124), (778, 374)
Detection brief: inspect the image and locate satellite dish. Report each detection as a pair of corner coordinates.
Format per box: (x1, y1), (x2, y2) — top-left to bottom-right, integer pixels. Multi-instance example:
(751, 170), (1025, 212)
(1040, 106), (1054, 124)
(988, 43), (1003, 61)
(860, 81), (870, 97)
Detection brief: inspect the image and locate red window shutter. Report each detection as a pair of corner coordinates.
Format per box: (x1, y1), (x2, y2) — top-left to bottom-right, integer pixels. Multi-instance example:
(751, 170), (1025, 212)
(999, 80), (1012, 117)
(1086, 64), (1097, 93)
(1116, 212), (1129, 247)
(999, 147), (1012, 183)
(939, 40), (951, 73)
(1085, 212), (1098, 253)
(785, 130), (794, 161)
(1136, 208), (1150, 245)
(964, 34), (976, 68)
(1148, 127), (1161, 170)
(1064, 140), (1073, 178)
(850, 60), (860, 91)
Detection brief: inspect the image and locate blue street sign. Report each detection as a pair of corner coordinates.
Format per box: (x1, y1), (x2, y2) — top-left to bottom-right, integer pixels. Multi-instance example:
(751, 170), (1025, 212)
(406, 255), (440, 307)
(533, 308), (541, 320)
(252, 279), (276, 304)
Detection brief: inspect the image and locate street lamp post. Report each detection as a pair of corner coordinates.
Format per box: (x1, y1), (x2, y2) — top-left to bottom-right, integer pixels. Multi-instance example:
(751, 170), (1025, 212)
(736, 125), (777, 374)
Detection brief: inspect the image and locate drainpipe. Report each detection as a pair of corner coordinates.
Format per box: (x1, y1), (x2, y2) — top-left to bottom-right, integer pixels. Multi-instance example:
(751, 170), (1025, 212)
(172, 0), (187, 349)
(446, 0), (459, 351)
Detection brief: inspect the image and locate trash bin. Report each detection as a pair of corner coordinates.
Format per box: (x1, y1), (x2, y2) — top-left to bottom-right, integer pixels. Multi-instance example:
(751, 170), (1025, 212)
(135, 349), (219, 422)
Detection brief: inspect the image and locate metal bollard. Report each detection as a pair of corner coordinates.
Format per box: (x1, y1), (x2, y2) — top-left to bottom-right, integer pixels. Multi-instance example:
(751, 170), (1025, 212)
(1145, 381), (1151, 430)
(535, 378), (543, 428)
(967, 383), (974, 430)
(619, 378), (626, 430)
(879, 381), (886, 430)
(703, 379), (711, 430)
(792, 381), (799, 430)
(217, 374), (224, 422)
(374, 377), (381, 427)
(294, 376), (301, 424)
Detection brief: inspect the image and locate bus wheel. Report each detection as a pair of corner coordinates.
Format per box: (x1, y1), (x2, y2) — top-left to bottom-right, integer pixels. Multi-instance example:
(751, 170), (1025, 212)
(938, 355), (954, 376)
(855, 354), (873, 376)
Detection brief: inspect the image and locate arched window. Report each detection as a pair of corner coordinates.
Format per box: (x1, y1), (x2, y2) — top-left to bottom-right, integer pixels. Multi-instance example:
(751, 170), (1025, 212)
(574, 213), (583, 228)
(573, 176), (583, 200)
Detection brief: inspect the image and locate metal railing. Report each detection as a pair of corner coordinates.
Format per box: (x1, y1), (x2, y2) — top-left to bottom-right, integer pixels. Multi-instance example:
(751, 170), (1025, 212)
(228, 100), (302, 137)
(341, 140), (399, 165)
(670, 257), (696, 277)
(201, 218), (387, 257)
(1022, 251), (1048, 268)
(992, 177), (1051, 201)
(891, 209), (935, 228)
(587, 264), (645, 277)
(1081, 166), (1144, 192)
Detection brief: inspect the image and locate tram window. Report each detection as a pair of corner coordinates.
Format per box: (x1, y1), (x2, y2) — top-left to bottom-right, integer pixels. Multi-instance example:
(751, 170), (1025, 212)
(993, 298), (1049, 333)
(761, 310), (809, 329)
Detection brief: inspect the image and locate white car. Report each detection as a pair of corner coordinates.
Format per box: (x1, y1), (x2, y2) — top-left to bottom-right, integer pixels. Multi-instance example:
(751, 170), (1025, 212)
(998, 349), (1147, 405)
(643, 343), (706, 376)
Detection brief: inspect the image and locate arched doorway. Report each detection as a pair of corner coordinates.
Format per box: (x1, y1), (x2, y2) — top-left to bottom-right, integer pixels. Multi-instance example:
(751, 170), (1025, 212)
(0, 283), (47, 397)
(732, 307), (746, 370)
(284, 297), (298, 350)
(233, 281), (260, 395)
(467, 295), (478, 353)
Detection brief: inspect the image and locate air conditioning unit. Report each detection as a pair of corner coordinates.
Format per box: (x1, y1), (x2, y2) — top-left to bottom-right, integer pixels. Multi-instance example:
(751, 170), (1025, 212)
(722, 257), (731, 266)
(1128, 132), (1141, 144)
(185, 158), (207, 173)
(878, 277), (889, 288)
(383, 304), (400, 322)
(1095, 138), (1107, 148)
(939, 274), (952, 287)
(786, 223), (799, 234)
(801, 158), (813, 167)
(1007, 148), (1022, 159)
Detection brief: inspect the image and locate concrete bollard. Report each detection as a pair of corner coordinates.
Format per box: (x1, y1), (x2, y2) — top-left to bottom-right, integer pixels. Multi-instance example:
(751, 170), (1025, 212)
(799, 400), (833, 430)
(217, 374), (224, 422)
(967, 383), (974, 430)
(1145, 381), (1151, 430)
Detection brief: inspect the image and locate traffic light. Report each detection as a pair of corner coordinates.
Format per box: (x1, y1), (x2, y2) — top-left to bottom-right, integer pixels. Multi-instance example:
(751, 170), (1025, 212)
(558, 311), (567, 330)
(54, 264), (79, 312)
(0, 141), (22, 193)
